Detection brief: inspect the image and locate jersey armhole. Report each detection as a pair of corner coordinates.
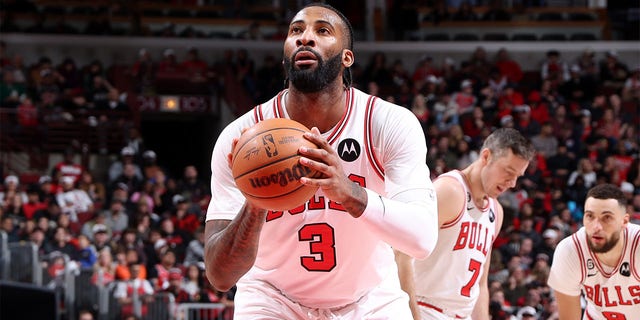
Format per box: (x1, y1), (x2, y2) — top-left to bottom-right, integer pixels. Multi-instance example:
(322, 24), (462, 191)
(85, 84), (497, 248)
(439, 175), (466, 229)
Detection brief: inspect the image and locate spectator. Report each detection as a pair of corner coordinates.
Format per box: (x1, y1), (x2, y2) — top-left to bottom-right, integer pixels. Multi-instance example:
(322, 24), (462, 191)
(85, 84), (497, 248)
(181, 47), (208, 84)
(56, 176), (94, 222)
(237, 21), (264, 40)
(76, 234), (97, 269)
(183, 226), (205, 266)
(531, 123), (559, 158)
(541, 50), (569, 87)
(51, 148), (84, 185)
(621, 65), (640, 101)
(157, 49), (180, 74)
(451, 2), (478, 21)
(150, 249), (177, 291)
(482, 0), (511, 21)
(599, 50), (629, 88)
(177, 165), (209, 204)
(103, 199), (129, 237)
(131, 49), (156, 95)
(114, 248), (147, 281)
(22, 185), (48, 221)
(494, 48), (523, 84)
(50, 226), (77, 258)
(0, 67), (26, 108)
(30, 227), (53, 256)
(0, 215), (19, 242)
(77, 171), (106, 207)
(113, 264), (155, 318)
(567, 158), (597, 189)
(108, 146), (143, 185)
(449, 79), (477, 119)
(91, 223), (113, 253)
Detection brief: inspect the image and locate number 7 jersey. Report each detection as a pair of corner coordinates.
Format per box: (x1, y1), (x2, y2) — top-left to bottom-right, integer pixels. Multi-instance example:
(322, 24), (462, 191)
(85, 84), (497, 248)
(207, 87), (434, 309)
(413, 170), (500, 319)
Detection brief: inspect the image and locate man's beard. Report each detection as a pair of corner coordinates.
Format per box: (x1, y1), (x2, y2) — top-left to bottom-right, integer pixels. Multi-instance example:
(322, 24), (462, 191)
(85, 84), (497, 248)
(587, 231), (620, 253)
(284, 49), (343, 93)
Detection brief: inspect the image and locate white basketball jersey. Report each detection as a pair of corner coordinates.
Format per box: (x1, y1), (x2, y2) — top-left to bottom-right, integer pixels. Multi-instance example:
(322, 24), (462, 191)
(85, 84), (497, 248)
(413, 170), (499, 319)
(548, 223), (640, 320)
(207, 87), (433, 308)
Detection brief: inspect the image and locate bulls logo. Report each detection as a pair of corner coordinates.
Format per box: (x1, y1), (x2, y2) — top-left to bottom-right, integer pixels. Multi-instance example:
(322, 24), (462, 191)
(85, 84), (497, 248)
(337, 138), (361, 162)
(620, 262), (631, 277)
(262, 134), (278, 157)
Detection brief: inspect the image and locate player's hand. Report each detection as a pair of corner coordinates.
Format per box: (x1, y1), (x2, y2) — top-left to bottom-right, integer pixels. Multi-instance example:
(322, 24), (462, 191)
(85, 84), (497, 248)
(298, 127), (366, 216)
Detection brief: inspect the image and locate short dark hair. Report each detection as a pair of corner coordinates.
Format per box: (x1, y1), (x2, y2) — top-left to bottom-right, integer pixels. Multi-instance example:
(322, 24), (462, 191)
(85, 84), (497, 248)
(482, 128), (536, 161)
(300, 2), (354, 87)
(586, 183), (627, 208)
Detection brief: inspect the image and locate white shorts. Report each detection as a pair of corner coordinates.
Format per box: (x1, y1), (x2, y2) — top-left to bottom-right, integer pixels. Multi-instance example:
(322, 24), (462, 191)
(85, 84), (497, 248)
(233, 274), (412, 320)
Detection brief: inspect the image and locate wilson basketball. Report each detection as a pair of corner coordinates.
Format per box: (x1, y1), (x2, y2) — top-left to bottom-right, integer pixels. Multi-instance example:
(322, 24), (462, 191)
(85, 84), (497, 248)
(231, 118), (322, 210)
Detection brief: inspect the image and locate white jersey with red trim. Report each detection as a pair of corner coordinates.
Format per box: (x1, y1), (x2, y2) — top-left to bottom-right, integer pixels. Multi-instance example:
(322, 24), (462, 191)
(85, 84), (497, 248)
(548, 223), (640, 320)
(206, 87), (434, 309)
(413, 170), (499, 319)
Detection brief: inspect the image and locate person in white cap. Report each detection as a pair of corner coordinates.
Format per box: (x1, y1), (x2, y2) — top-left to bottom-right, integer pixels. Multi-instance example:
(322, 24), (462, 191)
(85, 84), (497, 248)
(108, 146), (143, 184)
(0, 175), (28, 210)
(548, 184), (640, 319)
(56, 175), (94, 222)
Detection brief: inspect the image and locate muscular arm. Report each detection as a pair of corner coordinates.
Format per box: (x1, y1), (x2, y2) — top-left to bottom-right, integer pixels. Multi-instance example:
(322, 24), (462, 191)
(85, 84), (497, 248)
(204, 203), (267, 292)
(553, 290), (582, 320)
(395, 251), (419, 320)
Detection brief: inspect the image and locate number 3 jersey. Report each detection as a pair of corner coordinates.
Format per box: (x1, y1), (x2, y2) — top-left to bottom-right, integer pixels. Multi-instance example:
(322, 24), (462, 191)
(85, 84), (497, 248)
(548, 223), (640, 320)
(207, 87), (435, 309)
(413, 170), (499, 319)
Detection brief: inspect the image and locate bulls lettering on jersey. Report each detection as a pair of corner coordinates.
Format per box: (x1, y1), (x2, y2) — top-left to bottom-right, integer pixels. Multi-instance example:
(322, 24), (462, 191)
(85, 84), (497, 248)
(548, 223), (640, 319)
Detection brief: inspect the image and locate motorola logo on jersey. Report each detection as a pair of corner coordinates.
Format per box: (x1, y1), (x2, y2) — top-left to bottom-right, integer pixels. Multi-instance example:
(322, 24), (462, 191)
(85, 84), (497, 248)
(620, 262), (631, 277)
(489, 209), (495, 222)
(337, 138), (361, 162)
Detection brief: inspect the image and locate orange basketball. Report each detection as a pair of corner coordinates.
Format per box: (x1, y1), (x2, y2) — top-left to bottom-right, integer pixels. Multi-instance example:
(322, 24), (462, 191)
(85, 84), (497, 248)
(231, 118), (322, 210)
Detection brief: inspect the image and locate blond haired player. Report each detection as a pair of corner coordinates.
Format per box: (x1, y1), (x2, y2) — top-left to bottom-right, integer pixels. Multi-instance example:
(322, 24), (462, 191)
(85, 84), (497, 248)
(204, 3), (438, 319)
(548, 183), (640, 319)
(400, 128), (535, 320)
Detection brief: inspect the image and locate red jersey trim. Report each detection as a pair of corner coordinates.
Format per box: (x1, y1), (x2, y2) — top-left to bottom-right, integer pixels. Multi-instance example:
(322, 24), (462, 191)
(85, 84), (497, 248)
(630, 228), (640, 281)
(572, 233), (586, 283)
(417, 301), (465, 319)
(326, 87), (353, 145)
(364, 94), (384, 180)
(252, 105), (262, 122)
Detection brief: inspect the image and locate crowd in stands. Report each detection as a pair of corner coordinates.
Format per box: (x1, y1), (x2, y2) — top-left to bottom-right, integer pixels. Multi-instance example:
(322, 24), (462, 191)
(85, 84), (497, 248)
(2, 16), (640, 320)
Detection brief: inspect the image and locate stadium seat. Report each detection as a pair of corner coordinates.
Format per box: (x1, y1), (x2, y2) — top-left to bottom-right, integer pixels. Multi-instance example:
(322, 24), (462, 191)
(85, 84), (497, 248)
(540, 33), (567, 41)
(570, 33), (597, 41)
(424, 33), (450, 41)
(453, 33), (479, 41)
(483, 33), (509, 41)
(568, 13), (596, 21)
(511, 33), (537, 41)
(537, 12), (565, 21)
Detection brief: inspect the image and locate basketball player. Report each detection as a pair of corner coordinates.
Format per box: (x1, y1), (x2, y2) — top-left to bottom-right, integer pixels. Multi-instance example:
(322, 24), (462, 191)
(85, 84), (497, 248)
(401, 128), (535, 320)
(548, 184), (640, 319)
(204, 3), (439, 319)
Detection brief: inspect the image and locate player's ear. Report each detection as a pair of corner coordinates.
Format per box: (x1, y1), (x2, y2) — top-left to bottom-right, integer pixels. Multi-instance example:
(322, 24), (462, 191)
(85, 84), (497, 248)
(480, 148), (491, 164)
(342, 49), (354, 68)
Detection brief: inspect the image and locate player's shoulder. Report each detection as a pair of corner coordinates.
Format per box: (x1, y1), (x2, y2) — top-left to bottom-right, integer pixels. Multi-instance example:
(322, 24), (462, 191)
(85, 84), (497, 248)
(354, 88), (415, 121)
(554, 228), (585, 258)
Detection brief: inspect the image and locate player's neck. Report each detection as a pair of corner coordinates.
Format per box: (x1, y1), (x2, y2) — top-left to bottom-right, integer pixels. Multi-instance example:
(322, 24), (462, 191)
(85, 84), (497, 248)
(595, 230), (626, 267)
(460, 165), (489, 207)
(286, 83), (347, 133)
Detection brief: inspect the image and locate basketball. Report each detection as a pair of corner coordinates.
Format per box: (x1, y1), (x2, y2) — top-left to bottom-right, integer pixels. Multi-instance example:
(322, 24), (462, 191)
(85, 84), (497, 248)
(231, 118), (323, 210)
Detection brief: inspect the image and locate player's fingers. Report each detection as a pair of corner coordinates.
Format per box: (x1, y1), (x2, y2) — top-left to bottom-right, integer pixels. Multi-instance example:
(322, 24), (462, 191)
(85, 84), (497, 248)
(303, 128), (332, 152)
